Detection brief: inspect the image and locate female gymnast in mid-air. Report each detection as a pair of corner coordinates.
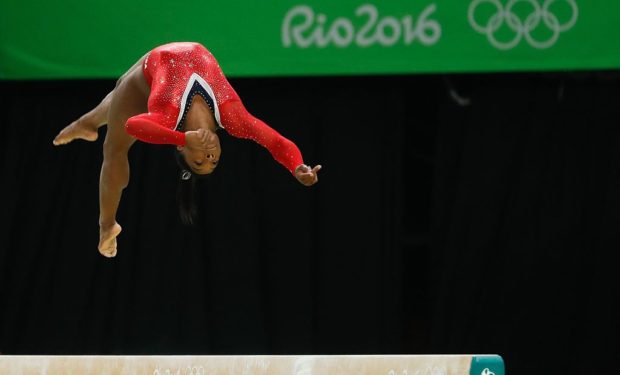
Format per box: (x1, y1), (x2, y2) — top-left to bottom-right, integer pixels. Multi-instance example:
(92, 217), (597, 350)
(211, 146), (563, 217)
(53, 42), (321, 258)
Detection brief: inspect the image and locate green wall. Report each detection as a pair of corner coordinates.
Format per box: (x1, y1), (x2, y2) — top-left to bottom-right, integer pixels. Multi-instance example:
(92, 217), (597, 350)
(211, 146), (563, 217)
(1, 0), (619, 79)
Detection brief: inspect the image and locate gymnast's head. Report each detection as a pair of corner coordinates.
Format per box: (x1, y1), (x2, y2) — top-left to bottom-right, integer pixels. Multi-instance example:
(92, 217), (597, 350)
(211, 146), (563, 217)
(177, 93), (222, 175)
(177, 128), (221, 175)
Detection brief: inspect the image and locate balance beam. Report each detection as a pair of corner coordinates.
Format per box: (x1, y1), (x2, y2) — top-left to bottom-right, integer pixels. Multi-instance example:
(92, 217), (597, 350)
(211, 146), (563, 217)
(0, 355), (504, 375)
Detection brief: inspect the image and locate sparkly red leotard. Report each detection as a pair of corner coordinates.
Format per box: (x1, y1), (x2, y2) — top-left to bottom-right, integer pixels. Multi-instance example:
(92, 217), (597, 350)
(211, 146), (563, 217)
(125, 42), (304, 174)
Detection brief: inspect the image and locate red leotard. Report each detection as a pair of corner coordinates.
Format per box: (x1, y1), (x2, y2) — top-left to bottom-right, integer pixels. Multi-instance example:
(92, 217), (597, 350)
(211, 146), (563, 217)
(125, 42), (304, 174)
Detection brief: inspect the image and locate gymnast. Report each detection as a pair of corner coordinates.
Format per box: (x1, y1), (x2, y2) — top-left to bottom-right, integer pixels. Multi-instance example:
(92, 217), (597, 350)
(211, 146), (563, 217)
(53, 42), (321, 258)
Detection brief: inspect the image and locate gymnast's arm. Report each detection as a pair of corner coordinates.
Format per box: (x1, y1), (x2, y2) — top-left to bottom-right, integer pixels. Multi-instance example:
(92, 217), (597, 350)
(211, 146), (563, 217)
(219, 100), (321, 186)
(125, 113), (213, 150)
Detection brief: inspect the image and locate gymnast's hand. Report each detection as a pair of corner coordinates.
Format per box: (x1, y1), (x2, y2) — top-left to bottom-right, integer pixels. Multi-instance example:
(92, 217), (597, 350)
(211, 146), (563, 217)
(185, 128), (216, 151)
(295, 164), (321, 186)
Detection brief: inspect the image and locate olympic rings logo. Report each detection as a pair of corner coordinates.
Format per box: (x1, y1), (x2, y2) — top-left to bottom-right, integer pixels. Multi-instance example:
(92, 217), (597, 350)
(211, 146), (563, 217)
(468, 0), (578, 50)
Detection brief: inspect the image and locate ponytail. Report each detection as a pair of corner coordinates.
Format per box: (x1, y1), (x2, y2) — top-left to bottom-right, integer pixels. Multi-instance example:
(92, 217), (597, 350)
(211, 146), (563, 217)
(175, 151), (198, 225)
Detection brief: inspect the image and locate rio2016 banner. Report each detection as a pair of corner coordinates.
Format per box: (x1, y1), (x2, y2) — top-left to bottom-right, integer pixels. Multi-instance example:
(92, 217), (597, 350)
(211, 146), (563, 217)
(0, 0), (619, 79)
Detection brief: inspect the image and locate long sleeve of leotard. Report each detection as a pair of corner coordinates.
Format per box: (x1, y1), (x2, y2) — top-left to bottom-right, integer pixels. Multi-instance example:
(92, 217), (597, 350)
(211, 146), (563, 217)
(125, 113), (186, 146)
(219, 100), (304, 175)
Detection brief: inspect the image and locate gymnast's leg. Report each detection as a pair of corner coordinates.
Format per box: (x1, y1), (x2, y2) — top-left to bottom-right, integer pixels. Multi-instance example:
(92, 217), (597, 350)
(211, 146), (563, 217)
(51, 53), (149, 257)
(97, 65), (147, 257)
(97, 135), (129, 258)
(52, 90), (113, 145)
(53, 54), (148, 146)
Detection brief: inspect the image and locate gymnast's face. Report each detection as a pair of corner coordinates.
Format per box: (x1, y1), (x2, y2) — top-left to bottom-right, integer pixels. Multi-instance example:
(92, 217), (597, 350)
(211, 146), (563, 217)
(181, 130), (221, 175)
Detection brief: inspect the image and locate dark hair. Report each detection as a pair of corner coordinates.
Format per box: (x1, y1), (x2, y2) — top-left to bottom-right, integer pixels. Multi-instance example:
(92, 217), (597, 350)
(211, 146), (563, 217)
(175, 151), (198, 225)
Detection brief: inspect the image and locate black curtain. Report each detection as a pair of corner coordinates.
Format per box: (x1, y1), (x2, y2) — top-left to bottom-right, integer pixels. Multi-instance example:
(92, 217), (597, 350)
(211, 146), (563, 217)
(1, 72), (618, 373)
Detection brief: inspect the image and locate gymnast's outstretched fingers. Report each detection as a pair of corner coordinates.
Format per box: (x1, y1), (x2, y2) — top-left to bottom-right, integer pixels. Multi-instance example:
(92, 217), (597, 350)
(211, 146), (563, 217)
(295, 164), (321, 186)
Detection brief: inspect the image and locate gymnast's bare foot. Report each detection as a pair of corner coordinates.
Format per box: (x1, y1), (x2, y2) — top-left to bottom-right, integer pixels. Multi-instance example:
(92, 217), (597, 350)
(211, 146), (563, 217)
(53, 118), (99, 145)
(99, 222), (122, 258)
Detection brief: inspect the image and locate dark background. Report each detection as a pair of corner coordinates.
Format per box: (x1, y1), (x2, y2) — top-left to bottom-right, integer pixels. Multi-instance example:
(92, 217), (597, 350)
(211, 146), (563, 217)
(1, 72), (619, 373)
